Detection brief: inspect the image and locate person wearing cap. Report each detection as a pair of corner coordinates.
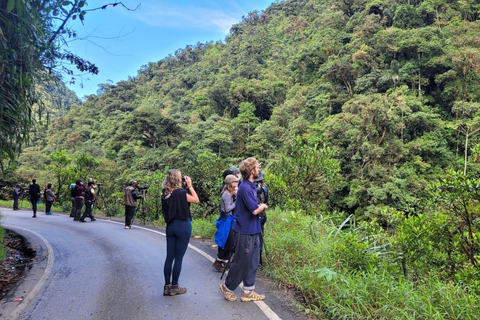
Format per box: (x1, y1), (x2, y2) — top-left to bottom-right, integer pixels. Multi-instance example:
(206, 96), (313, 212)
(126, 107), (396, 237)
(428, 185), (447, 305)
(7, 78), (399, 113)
(220, 157), (268, 302)
(219, 166), (241, 193)
(161, 169), (199, 296)
(124, 180), (142, 229)
(213, 174), (240, 271)
(12, 183), (22, 210)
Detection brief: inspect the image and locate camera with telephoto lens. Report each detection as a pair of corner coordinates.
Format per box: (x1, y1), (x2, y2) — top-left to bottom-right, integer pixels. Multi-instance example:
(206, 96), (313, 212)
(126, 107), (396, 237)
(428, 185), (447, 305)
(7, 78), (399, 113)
(136, 185), (148, 195)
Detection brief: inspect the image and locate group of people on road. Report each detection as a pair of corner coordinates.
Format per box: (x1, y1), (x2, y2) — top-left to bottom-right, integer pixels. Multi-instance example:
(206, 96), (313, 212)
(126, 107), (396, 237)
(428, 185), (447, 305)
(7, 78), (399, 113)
(12, 179), (53, 218)
(70, 178), (97, 222)
(13, 156), (268, 303)
(11, 178), (99, 221)
(157, 156), (268, 303)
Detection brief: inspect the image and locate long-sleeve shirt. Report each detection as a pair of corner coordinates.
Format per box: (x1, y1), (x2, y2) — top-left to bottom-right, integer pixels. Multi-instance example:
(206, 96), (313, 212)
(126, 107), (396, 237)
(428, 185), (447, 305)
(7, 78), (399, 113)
(232, 180), (261, 235)
(220, 191), (236, 216)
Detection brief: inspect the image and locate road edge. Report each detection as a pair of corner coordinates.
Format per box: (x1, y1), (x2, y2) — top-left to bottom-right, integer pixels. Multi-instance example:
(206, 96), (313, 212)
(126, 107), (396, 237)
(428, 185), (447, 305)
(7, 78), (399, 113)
(0, 225), (54, 320)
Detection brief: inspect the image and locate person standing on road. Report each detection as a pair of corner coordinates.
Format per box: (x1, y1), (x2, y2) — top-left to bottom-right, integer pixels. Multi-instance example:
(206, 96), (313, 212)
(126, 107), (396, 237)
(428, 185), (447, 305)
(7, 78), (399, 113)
(161, 169), (199, 296)
(213, 174), (239, 271)
(73, 179), (87, 221)
(69, 182), (77, 218)
(220, 157), (268, 302)
(44, 183), (55, 215)
(124, 180), (142, 229)
(28, 179), (41, 218)
(80, 181), (97, 222)
(12, 184), (21, 210)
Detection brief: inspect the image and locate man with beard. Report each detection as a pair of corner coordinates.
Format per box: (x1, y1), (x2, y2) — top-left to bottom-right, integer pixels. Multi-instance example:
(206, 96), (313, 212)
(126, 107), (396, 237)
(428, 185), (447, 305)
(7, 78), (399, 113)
(220, 157), (268, 302)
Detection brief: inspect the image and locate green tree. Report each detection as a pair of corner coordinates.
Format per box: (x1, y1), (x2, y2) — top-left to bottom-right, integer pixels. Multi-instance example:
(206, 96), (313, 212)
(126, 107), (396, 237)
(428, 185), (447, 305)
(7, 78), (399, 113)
(451, 101), (480, 175)
(48, 150), (74, 201)
(431, 170), (480, 268)
(268, 137), (340, 213)
(0, 0), (135, 167)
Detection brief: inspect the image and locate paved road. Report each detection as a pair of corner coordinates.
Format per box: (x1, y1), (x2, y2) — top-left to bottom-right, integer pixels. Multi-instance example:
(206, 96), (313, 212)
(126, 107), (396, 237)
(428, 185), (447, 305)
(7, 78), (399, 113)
(0, 208), (299, 320)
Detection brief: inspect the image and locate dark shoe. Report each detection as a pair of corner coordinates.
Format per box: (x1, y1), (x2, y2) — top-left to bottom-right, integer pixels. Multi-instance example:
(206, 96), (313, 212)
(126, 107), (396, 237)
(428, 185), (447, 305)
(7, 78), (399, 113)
(163, 284), (171, 296)
(91, 218), (96, 221)
(169, 284), (187, 296)
(212, 260), (224, 272)
(32, 215), (36, 218)
(79, 219), (86, 223)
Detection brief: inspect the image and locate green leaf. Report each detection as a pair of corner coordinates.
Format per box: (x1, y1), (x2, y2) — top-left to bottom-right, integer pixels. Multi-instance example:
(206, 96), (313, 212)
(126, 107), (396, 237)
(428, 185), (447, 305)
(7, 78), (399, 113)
(7, 0), (15, 12)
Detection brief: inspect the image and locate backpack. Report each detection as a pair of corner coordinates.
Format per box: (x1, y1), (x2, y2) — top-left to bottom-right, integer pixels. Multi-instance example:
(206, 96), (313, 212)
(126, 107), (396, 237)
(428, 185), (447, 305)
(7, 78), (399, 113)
(70, 184), (76, 197)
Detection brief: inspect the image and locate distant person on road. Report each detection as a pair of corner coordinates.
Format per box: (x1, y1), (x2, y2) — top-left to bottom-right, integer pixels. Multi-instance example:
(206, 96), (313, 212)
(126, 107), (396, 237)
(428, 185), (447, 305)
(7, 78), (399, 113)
(72, 179), (87, 221)
(69, 182), (77, 218)
(12, 184), (21, 210)
(28, 179), (41, 218)
(220, 157), (268, 302)
(80, 181), (97, 222)
(124, 180), (142, 229)
(161, 169), (199, 296)
(213, 174), (239, 272)
(44, 183), (55, 215)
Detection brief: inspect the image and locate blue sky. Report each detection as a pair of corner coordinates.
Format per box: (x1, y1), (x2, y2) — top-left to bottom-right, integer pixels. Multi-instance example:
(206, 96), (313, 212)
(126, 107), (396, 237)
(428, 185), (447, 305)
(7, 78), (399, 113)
(65, 0), (275, 99)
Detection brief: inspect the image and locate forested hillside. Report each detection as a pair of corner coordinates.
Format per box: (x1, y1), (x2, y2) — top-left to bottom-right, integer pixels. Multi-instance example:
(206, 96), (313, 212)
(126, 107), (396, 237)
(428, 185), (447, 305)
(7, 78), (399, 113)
(8, 0), (480, 317)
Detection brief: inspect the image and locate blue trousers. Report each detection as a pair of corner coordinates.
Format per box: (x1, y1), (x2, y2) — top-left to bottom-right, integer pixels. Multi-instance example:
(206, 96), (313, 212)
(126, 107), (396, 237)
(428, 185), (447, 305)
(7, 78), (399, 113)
(164, 219), (191, 285)
(225, 232), (261, 291)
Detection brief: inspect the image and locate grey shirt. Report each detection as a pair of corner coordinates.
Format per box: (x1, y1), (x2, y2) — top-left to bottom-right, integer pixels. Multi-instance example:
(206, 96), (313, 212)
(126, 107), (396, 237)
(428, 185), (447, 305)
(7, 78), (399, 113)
(220, 190), (236, 215)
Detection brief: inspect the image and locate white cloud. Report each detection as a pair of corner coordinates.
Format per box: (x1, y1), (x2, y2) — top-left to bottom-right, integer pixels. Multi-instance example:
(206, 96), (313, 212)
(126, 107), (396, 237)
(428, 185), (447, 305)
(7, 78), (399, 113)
(136, 3), (242, 34)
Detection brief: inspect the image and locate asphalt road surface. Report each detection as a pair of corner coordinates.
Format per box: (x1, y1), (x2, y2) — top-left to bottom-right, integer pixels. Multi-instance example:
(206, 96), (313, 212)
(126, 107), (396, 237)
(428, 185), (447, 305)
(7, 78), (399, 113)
(0, 208), (300, 320)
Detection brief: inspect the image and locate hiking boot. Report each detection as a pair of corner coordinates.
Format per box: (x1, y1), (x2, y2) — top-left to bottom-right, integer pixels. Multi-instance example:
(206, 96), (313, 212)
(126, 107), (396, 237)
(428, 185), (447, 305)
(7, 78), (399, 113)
(241, 291), (265, 302)
(163, 284), (171, 296)
(212, 260), (224, 272)
(220, 282), (237, 301)
(169, 284), (186, 296)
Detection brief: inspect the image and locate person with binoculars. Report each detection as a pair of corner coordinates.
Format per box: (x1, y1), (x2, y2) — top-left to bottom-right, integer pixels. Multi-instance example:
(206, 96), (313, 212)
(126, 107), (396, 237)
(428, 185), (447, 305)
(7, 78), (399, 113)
(161, 169), (199, 296)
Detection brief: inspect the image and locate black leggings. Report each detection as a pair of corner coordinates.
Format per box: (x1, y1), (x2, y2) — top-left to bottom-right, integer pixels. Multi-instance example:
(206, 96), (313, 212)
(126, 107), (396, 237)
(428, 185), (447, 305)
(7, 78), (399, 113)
(164, 219), (191, 285)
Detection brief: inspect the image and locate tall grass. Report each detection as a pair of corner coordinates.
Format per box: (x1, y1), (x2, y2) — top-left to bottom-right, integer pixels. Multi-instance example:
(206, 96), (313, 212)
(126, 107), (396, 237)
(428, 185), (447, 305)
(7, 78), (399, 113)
(263, 208), (480, 319)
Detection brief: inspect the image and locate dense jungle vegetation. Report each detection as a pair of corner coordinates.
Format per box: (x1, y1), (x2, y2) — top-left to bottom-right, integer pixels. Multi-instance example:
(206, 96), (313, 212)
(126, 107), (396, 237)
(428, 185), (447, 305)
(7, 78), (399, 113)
(3, 0), (480, 318)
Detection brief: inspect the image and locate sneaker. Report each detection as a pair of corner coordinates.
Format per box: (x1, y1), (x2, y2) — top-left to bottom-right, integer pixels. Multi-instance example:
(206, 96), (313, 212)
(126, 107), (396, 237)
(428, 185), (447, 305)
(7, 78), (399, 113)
(91, 218), (96, 221)
(47, 212), (52, 215)
(241, 290), (265, 302)
(169, 284), (187, 296)
(32, 215), (36, 218)
(212, 260), (224, 272)
(163, 284), (171, 296)
(124, 226), (129, 229)
(220, 282), (237, 301)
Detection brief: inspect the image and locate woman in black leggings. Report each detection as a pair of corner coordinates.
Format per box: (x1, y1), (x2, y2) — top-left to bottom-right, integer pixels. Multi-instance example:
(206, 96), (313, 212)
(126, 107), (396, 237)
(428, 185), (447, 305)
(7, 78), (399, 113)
(161, 169), (199, 296)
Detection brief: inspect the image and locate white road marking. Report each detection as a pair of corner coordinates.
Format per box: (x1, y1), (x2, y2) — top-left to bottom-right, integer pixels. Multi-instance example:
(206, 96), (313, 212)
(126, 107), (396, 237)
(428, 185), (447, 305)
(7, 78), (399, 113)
(5, 218), (282, 320)
(104, 219), (283, 319)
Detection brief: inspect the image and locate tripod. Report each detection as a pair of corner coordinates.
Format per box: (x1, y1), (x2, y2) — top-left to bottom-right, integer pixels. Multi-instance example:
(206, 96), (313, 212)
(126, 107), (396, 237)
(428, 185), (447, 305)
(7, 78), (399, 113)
(133, 190), (147, 225)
